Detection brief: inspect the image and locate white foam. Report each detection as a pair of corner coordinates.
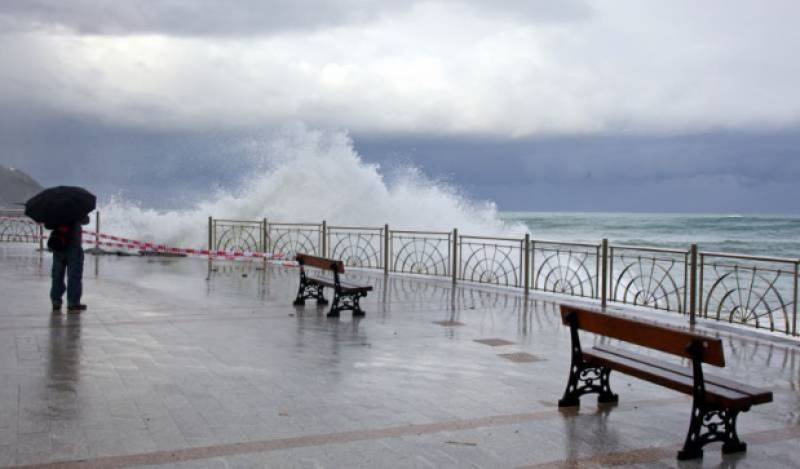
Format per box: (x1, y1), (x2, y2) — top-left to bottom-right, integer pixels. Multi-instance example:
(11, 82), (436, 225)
(100, 126), (525, 248)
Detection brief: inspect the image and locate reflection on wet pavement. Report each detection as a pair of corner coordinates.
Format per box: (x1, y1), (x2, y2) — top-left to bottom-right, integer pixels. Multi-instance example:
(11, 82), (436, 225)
(0, 245), (798, 468)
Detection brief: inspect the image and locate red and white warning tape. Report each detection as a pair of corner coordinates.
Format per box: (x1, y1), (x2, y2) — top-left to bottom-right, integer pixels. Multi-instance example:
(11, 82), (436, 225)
(2, 235), (46, 241)
(81, 230), (289, 262)
(1, 219), (297, 265)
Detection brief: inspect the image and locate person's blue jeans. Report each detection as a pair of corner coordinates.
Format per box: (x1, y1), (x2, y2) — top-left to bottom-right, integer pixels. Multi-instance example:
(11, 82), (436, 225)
(50, 246), (84, 306)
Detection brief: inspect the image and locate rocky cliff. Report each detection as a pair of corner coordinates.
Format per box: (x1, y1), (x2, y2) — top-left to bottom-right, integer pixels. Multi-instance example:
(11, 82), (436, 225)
(0, 166), (43, 208)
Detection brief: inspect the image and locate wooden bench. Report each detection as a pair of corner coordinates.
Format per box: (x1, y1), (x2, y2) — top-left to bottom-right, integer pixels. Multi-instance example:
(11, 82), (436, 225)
(558, 304), (772, 460)
(292, 253), (373, 317)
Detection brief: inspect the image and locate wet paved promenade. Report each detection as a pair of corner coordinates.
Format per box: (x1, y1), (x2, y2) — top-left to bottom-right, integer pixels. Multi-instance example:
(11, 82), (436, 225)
(0, 245), (798, 468)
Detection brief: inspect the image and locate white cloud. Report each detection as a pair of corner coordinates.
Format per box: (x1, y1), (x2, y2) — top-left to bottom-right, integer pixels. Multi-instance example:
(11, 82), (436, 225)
(1, 0), (799, 136)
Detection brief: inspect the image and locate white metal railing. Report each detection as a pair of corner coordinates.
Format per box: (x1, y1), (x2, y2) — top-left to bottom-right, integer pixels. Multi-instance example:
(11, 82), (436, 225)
(207, 218), (798, 337)
(0, 215), (784, 337)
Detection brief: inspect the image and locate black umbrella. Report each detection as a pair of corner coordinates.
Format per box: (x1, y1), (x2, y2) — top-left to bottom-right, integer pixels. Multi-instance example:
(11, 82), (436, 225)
(25, 186), (96, 227)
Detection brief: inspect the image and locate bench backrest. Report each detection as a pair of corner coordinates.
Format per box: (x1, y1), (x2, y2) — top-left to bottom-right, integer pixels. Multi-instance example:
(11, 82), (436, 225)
(560, 304), (725, 367)
(295, 253), (345, 273)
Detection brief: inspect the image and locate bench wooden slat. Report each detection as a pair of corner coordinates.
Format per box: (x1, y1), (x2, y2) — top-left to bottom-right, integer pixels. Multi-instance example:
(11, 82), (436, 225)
(305, 277), (336, 288)
(594, 345), (773, 405)
(305, 276), (372, 292)
(584, 347), (753, 410)
(339, 285), (373, 293)
(296, 253), (344, 273)
(561, 305), (725, 367)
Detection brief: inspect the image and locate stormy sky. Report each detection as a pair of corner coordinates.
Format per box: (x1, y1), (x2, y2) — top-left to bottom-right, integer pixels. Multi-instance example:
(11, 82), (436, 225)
(1, 1), (799, 213)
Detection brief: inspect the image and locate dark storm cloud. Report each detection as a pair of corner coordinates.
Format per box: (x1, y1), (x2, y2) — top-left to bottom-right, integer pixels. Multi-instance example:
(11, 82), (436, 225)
(355, 132), (800, 185)
(354, 131), (800, 213)
(0, 114), (262, 208)
(0, 0), (591, 36)
(2, 112), (797, 214)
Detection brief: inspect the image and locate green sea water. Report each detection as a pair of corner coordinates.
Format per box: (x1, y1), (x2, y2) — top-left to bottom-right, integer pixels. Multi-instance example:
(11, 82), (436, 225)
(501, 212), (800, 259)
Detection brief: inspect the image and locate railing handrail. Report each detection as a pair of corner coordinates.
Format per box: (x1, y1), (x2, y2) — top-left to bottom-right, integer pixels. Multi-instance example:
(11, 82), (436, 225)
(530, 239), (600, 249)
(700, 262), (791, 275)
(460, 234), (523, 243)
(700, 251), (799, 264)
(327, 225), (384, 231)
(610, 244), (689, 255)
(268, 222), (323, 228)
(213, 219), (263, 224)
(390, 229), (452, 236)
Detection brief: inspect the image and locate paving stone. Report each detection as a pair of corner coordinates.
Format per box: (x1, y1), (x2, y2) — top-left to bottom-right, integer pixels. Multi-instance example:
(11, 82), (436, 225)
(497, 352), (543, 363)
(473, 338), (515, 347)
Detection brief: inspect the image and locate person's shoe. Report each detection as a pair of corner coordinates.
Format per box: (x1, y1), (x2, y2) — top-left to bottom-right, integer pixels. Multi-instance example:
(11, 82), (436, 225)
(52, 302), (62, 313)
(66, 304), (87, 313)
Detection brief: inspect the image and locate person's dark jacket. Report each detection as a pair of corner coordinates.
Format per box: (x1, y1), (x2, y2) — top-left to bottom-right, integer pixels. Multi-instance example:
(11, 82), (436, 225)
(47, 222), (83, 252)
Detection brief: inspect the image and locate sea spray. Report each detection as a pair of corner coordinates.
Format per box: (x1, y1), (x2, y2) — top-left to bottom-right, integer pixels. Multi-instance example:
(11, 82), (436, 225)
(100, 127), (526, 247)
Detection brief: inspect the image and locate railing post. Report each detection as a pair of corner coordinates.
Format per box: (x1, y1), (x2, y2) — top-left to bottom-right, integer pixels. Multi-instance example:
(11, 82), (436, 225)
(690, 244), (698, 325)
(608, 245), (614, 302)
(207, 216), (213, 259)
(601, 238), (608, 308)
(384, 224), (390, 275)
(262, 217), (267, 267)
(524, 233), (530, 297)
(699, 252), (705, 318)
(38, 224), (43, 251)
(95, 210), (100, 250)
(265, 219), (271, 254)
(595, 245), (600, 298)
(683, 251), (689, 314)
(452, 228), (458, 285)
(321, 220), (327, 257)
(260, 218), (266, 252)
(793, 260), (798, 336)
(531, 240), (537, 291)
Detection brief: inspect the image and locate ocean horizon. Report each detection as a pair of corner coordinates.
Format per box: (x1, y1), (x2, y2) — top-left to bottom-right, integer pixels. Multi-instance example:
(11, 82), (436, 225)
(501, 211), (800, 258)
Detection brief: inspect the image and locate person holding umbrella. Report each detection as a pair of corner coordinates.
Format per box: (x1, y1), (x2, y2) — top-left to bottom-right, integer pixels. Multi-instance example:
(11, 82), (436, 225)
(25, 186), (96, 313)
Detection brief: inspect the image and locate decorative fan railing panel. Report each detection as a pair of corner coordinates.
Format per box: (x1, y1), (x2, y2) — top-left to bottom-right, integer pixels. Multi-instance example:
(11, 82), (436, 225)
(531, 241), (599, 298)
(267, 223), (322, 258)
(610, 246), (688, 313)
(458, 236), (523, 287)
(0, 214), (40, 243)
(700, 253), (796, 334)
(328, 226), (383, 269)
(390, 230), (451, 277)
(212, 219), (264, 253)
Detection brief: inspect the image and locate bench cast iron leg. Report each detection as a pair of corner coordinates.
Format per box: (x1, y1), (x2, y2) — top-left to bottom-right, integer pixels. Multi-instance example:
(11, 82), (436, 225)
(352, 292), (365, 317)
(327, 291), (341, 317)
(315, 286), (329, 305)
(558, 363), (618, 407)
(327, 291), (366, 318)
(558, 316), (618, 407)
(678, 404), (746, 460)
(293, 279), (327, 306)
